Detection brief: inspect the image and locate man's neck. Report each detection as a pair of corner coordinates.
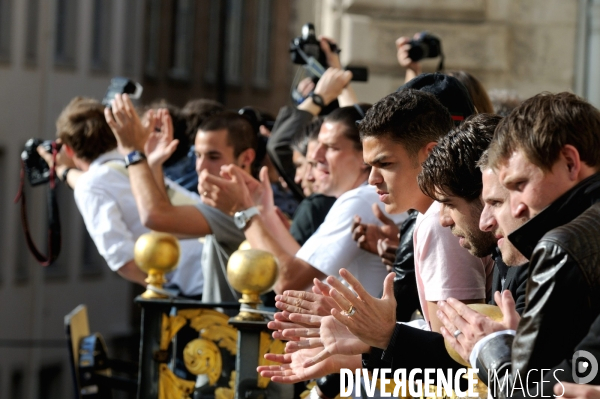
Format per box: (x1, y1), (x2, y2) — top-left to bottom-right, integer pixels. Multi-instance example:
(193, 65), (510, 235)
(413, 192), (434, 214)
(73, 156), (90, 172)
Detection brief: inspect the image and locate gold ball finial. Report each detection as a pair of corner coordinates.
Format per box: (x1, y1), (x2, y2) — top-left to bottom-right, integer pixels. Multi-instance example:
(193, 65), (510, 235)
(134, 232), (180, 299)
(444, 304), (504, 367)
(227, 249), (278, 321)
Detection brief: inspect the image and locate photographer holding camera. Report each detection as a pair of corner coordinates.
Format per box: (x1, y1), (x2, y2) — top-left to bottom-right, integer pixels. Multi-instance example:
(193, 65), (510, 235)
(38, 97), (205, 297)
(269, 34), (358, 201)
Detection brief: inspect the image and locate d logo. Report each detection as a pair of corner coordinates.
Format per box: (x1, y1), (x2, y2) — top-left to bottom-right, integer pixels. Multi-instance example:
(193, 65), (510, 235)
(573, 350), (599, 384)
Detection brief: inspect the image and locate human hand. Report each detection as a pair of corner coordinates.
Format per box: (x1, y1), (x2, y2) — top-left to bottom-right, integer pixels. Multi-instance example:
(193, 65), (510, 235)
(351, 203), (400, 255)
(313, 68), (352, 106)
(437, 290), (520, 362)
(297, 77), (315, 98)
(144, 109), (179, 168)
(36, 140), (75, 174)
(556, 382), (600, 399)
(319, 36), (342, 69)
(198, 164), (262, 214)
(396, 35), (422, 75)
(268, 311), (307, 341)
(328, 269), (397, 349)
(104, 94), (148, 154)
(377, 238), (398, 270)
(282, 315), (370, 366)
(257, 348), (352, 384)
(275, 288), (341, 317)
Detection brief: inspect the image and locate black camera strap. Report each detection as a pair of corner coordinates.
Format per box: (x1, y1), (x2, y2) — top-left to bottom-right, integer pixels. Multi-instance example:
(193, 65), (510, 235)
(14, 143), (61, 266)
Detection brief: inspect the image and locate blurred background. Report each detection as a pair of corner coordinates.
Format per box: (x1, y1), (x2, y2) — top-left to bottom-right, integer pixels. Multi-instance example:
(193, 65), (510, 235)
(0, 0), (598, 397)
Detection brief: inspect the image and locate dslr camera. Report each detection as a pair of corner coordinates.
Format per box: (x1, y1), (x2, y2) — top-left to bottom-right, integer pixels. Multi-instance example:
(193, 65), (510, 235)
(408, 32), (442, 63)
(21, 77), (143, 186)
(289, 23), (368, 82)
(21, 139), (59, 186)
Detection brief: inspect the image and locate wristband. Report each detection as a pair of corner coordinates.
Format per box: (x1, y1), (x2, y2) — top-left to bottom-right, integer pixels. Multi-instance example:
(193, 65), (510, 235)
(61, 167), (73, 182)
(124, 150), (146, 168)
(309, 92), (326, 107)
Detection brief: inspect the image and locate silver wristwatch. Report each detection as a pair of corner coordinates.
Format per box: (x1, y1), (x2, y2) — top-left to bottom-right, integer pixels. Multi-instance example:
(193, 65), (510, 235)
(234, 207), (259, 230)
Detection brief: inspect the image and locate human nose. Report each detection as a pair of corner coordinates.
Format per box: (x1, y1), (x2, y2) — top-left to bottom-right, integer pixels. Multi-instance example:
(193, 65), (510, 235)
(438, 203), (454, 228)
(479, 204), (497, 232)
(368, 167), (382, 186)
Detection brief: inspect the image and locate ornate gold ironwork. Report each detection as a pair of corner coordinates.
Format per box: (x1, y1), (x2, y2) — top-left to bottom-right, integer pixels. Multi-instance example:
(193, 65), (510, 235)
(158, 308), (239, 399)
(159, 364), (195, 399)
(134, 232), (180, 299)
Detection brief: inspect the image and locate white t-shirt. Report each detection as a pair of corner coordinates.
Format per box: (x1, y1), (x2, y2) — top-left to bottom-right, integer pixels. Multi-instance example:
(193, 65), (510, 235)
(414, 201), (494, 324)
(296, 183), (407, 297)
(74, 150), (204, 296)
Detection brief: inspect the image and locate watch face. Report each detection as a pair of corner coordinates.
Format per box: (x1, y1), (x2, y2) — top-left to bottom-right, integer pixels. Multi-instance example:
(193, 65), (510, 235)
(234, 213), (245, 229)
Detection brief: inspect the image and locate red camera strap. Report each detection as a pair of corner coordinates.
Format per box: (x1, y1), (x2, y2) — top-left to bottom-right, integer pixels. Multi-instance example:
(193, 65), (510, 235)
(14, 143), (62, 266)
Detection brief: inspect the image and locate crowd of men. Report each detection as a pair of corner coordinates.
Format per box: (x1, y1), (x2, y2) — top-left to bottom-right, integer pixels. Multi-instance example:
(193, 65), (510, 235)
(40, 33), (600, 398)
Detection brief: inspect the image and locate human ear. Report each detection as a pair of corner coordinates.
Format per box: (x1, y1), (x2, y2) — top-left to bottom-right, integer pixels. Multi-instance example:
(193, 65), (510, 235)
(560, 144), (582, 180)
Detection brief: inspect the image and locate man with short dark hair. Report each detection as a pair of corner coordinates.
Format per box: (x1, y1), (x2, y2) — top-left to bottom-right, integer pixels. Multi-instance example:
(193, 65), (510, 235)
(106, 95), (253, 302)
(439, 92), (600, 396)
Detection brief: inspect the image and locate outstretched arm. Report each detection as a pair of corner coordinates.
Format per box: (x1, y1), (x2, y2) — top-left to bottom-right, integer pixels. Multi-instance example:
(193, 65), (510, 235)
(199, 164), (325, 293)
(105, 94), (212, 237)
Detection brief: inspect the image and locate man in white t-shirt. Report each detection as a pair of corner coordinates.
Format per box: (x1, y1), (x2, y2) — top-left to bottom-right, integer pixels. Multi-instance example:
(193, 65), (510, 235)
(199, 97), (406, 296)
(48, 97), (204, 296)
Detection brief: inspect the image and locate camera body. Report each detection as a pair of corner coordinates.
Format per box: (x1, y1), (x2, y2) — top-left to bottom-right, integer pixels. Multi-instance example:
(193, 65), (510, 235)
(408, 32), (442, 62)
(290, 23), (338, 68)
(21, 138), (57, 186)
(289, 23), (368, 83)
(102, 77), (143, 107)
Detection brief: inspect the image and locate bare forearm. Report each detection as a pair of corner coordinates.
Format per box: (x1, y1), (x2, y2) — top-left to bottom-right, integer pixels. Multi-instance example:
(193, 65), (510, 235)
(261, 209), (301, 255)
(127, 160), (173, 228)
(245, 216), (320, 293)
(338, 85), (358, 107)
(116, 260), (148, 287)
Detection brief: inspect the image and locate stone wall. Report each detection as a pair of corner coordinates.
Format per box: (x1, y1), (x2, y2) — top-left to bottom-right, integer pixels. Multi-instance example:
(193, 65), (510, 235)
(306, 0), (580, 104)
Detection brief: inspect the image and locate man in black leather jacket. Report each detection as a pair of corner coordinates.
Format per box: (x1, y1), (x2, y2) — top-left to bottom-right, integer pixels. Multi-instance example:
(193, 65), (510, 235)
(439, 92), (600, 398)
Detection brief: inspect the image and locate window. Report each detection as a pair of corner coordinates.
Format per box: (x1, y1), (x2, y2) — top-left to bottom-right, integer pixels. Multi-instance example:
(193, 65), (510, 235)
(169, 0), (195, 81)
(253, 0), (271, 89)
(144, 0), (161, 78)
(24, 0), (39, 65)
(204, 0), (220, 84)
(54, 0), (78, 67)
(38, 363), (63, 399)
(90, 0), (112, 72)
(122, 0), (138, 75)
(0, 147), (5, 284)
(10, 369), (24, 399)
(224, 0), (244, 86)
(0, 0), (12, 62)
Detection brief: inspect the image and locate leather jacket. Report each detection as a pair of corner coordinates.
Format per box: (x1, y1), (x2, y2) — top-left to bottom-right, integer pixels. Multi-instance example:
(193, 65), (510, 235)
(393, 210), (421, 321)
(477, 173), (600, 396)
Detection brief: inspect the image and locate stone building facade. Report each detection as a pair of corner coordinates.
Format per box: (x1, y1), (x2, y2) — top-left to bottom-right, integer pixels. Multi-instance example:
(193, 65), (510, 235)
(299, 0), (588, 105)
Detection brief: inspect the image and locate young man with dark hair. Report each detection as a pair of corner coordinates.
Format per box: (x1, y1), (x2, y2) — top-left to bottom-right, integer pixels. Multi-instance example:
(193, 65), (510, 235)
(258, 107), (529, 385)
(199, 103), (406, 296)
(106, 95), (255, 302)
(360, 86), (492, 333)
(44, 97), (205, 296)
(439, 92), (600, 395)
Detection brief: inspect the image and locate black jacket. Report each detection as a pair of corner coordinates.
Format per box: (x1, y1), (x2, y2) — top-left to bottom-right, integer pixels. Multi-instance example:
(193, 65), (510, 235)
(363, 249), (529, 383)
(393, 210), (421, 321)
(477, 173), (600, 396)
(489, 247), (528, 315)
(266, 106), (313, 202)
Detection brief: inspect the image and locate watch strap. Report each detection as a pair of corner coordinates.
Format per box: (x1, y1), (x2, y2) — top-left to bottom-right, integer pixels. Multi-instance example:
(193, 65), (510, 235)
(124, 150), (146, 168)
(309, 92), (326, 107)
